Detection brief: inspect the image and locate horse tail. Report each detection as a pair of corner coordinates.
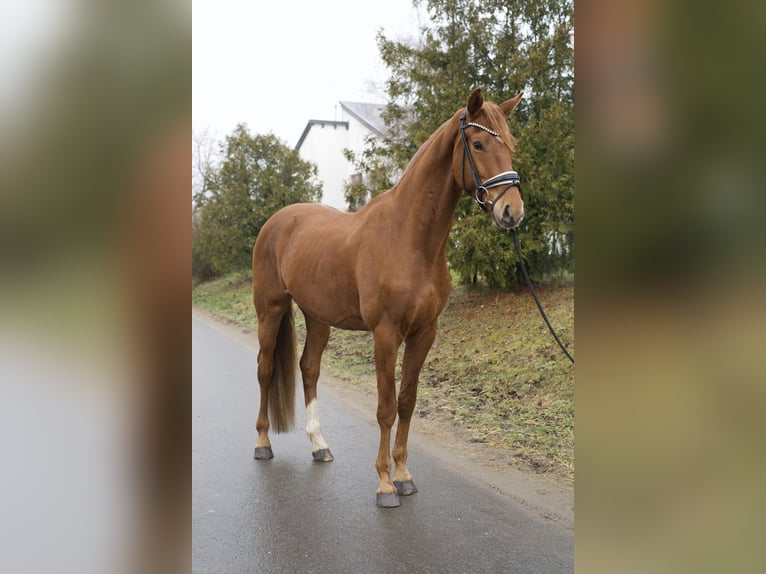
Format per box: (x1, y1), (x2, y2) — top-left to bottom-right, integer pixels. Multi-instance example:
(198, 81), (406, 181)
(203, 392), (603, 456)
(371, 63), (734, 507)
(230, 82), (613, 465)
(269, 304), (297, 433)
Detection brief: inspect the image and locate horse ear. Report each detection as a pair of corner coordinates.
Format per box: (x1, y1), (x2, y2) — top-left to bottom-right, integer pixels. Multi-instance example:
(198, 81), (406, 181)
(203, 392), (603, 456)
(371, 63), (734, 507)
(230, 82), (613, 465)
(466, 88), (484, 115)
(500, 92), (523, 117)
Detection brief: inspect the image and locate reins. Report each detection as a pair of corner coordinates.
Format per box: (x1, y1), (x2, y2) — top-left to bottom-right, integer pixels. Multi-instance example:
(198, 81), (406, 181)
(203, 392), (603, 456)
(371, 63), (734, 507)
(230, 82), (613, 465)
(511, 229), (574, 364)
(459, 108), (574, 364)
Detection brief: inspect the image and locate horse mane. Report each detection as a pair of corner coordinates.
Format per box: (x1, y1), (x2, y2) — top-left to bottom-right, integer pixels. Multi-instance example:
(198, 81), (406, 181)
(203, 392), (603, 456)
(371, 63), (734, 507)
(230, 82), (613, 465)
(481, 102), (517, 153)
(358, 100), (516, 210)
(357, 112), (457, 213)
(402, 102), (517, 176)
(400, 114), (455, 178)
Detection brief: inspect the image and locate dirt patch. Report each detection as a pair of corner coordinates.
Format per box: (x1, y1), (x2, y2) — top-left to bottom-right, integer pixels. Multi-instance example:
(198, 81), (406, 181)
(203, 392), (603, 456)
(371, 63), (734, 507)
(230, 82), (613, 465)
(193, 308), (573, 528)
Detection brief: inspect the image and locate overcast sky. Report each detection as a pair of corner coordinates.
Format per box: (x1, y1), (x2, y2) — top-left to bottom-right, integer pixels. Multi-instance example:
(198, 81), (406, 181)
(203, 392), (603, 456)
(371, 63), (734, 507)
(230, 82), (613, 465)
(193, 0), (423, 148)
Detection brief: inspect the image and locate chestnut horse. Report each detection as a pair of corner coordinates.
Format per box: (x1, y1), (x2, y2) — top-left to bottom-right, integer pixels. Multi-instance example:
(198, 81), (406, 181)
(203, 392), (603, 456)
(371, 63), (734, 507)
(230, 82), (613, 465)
(252, 88), (524, 507)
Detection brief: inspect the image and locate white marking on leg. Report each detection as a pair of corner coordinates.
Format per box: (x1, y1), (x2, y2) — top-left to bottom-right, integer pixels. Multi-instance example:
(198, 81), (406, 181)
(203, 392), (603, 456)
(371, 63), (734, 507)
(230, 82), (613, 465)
(305, 398), (329, 452)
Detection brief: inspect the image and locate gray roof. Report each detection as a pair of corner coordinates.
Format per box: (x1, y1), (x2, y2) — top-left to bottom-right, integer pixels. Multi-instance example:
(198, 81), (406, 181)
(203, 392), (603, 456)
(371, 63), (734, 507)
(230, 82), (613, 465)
(339, 101), (387, 137)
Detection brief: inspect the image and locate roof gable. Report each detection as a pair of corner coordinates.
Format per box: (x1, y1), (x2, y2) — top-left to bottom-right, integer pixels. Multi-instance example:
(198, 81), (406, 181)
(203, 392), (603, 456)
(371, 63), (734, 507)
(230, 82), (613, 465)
(295, 119), (349, 150)
(339, 101), (386, 137)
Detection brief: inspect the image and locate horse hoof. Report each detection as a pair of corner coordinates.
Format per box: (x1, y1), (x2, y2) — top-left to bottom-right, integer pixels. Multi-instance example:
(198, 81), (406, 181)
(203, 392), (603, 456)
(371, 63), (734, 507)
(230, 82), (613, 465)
(312, 448), (334, 462)
(376, 492), (400, 508)
(253, 446), (274, 460)
(394, 480), (418, 496)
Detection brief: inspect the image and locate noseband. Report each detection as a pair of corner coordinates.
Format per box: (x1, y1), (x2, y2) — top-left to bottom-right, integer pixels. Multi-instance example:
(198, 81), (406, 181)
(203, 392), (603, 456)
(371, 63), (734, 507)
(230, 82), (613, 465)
(459, 110), (521, 212)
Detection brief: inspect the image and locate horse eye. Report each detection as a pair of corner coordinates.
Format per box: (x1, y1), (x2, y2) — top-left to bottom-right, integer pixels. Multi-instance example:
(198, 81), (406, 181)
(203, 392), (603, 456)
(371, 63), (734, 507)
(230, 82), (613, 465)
(472, 141), (484, 151)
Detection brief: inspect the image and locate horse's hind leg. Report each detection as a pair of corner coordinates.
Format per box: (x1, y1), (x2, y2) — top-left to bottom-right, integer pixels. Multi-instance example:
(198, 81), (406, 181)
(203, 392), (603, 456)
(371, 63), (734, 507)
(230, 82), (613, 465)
(392, 322), (437, 496)
(300, 312), (333, 462)
(253, 298), (290, 460)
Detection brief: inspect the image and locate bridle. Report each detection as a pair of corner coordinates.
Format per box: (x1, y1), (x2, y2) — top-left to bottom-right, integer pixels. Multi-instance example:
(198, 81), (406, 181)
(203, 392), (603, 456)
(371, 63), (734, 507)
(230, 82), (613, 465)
(459, 110), (522, 213)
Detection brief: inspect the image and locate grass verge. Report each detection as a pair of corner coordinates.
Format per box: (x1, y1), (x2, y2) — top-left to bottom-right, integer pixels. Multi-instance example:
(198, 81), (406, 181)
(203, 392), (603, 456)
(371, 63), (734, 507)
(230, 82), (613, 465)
(192, 271), (574, 480)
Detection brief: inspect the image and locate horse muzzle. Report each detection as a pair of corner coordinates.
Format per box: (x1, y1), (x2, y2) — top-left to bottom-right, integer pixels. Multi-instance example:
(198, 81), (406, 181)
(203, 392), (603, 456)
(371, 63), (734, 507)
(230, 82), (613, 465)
(492, 198), (524, 229)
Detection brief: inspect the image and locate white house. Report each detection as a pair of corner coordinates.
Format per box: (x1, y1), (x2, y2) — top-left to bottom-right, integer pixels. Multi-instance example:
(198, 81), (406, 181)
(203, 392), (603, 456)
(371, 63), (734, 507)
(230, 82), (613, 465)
(295, 101), (386, 211)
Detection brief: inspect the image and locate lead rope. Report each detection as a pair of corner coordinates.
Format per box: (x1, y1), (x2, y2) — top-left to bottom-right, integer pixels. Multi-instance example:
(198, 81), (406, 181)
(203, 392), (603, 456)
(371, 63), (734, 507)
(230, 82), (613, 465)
(511, 228), (574, 364)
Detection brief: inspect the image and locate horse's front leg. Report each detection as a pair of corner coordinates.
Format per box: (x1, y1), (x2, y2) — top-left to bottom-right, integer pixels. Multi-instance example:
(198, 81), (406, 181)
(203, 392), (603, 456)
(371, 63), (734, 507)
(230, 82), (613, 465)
(373, 323), (403, 508)
(392, 322), (437, 496)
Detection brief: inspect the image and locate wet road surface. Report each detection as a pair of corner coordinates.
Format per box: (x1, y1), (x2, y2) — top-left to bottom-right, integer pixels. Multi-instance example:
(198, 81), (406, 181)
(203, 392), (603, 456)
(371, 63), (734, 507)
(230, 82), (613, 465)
(192, 313), (573, 573)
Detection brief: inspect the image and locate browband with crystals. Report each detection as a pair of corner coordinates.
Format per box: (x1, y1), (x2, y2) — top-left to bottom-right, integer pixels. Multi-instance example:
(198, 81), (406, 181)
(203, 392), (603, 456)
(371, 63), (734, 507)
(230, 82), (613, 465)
(463, 121), (500, 137)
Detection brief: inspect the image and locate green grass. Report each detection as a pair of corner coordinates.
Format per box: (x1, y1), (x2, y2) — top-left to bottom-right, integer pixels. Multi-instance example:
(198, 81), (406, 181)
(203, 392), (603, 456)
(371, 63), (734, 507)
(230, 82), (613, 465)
(193, 271), (574, 479)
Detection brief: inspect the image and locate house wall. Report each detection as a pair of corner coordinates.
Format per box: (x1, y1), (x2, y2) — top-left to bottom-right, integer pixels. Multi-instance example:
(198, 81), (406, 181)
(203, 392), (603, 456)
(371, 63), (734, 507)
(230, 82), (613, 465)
(341, 108), (374, 165)
(298, 122), (353, 211)
(297, 115), (377, 212)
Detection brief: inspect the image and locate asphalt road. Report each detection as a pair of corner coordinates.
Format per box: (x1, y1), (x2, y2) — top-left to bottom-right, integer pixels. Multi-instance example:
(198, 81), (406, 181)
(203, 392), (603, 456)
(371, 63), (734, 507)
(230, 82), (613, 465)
(192, 313), (573, 573)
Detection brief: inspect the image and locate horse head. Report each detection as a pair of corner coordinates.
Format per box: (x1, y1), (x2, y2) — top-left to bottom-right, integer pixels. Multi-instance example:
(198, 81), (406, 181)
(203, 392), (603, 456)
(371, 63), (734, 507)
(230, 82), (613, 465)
(454, 88), (524, 230)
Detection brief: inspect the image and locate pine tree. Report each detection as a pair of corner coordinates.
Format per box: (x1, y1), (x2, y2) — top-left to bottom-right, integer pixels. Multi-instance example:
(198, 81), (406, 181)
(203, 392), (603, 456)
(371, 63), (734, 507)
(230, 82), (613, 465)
(350, 0), (573, 288)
